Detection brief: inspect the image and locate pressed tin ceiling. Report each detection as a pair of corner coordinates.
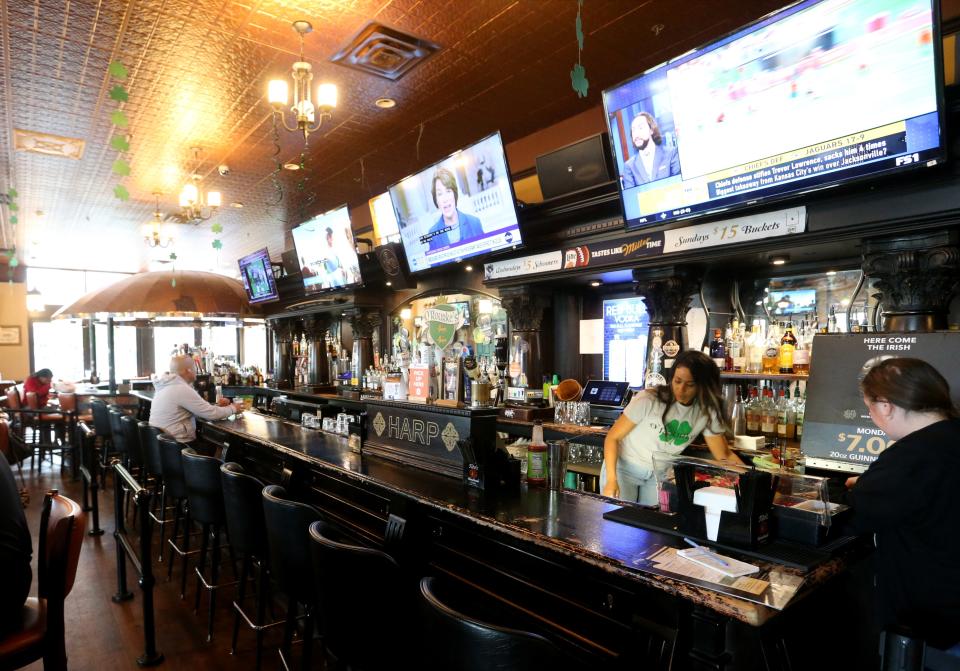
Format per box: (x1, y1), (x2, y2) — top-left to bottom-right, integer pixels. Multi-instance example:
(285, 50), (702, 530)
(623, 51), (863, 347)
(0, 0), (788, 277)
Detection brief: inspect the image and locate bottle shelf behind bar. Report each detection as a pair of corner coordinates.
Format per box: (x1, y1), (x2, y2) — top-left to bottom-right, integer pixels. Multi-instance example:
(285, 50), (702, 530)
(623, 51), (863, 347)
(721, 372), (808, 381)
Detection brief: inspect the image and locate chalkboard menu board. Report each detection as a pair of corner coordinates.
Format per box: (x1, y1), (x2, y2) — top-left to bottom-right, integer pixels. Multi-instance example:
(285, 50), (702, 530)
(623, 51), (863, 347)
(802, 332), (960, 473)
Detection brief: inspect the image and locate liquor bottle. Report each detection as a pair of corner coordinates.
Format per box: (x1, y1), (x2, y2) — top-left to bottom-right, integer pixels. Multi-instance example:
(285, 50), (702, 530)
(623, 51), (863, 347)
(760, 385), (778, 443)
(762, 325), (780, 375)
(827, 305), (837, 333)
(745, 386), (760, 435)
(723, 321), (735, 371)
(776, 386), (796, 439)
(779, 323), (797, 374)
(729, 321), (745, 373)
(710, 329), (726, 370)
(793, 322), (811, 375)
(794, 384), (806, 439)
(747, 321), (764, 374)
(526, 422), (547, 486)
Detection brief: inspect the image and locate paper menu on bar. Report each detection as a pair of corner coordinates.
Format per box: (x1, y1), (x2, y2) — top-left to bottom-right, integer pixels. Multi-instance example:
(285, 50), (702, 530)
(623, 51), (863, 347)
(677, 548), (759, 577)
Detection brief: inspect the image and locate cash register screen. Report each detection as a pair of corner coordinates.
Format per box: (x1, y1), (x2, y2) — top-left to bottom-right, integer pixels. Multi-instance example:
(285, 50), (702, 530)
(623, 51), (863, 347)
(582, 380), (631, 407)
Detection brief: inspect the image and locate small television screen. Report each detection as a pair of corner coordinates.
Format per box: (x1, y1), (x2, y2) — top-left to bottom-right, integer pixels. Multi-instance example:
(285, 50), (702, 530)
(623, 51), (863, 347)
(768, 289), (817, 315)
(389, 132), (522, 273)
(237, 247), (279, 304)
(602, 0), (945, 230)
(291, 205), (362, 294)
(369, 192), (400, 246)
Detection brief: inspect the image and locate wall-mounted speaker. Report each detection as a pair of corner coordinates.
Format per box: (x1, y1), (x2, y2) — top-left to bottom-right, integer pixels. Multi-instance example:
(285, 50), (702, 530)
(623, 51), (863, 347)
(535, 132), (614, 200)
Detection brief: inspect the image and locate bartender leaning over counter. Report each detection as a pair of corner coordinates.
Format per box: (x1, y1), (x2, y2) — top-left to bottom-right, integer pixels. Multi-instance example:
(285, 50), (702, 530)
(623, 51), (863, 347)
(601, 350), (742, 505)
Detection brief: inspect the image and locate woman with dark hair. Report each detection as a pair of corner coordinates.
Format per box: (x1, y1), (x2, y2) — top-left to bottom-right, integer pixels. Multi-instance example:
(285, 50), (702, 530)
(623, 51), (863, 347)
(846, 357), (960, 649)
(601, 350), (741, 505)
(23, 368), (54, 407)
(425, 167), (483, 251)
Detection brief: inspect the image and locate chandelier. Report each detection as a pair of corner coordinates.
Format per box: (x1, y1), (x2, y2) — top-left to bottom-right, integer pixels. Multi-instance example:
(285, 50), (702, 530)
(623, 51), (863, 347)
(268, 20), (338, 146)
(179, 147), (221, 222)
(144, 192), (173, 248)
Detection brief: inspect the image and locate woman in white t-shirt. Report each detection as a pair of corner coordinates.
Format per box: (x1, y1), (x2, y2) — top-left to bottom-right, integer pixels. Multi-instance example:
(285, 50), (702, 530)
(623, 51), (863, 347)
(601, 350), (741, 505)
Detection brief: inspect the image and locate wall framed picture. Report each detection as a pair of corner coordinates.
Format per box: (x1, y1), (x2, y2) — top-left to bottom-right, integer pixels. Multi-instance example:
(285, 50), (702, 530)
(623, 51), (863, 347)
(0, 326), (21, 346)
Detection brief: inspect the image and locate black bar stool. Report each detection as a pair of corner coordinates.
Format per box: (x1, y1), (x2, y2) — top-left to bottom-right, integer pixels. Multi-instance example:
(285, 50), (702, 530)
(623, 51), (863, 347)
(262, 485), (322, 671)
(90, 399), (114, 485)
(221, 462), (277, 670)
(418, 575), (569, 671)
(157, 433), (195, 597)
(181, 447), (233, 643)
(108, 407), (128, 465)
(308, 520), (413, 669)
(138, 422), (170, 562)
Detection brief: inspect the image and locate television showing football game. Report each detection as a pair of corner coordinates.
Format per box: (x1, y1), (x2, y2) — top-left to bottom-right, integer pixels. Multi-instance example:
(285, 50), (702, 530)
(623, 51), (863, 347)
(602, 0), (944, 229)
(291, 205), (362, 294)
(388, 132), (522, 273)
(237, 247), (279, 304)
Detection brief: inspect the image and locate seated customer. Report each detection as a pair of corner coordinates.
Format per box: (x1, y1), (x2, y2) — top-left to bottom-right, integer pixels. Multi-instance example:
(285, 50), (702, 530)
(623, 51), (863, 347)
(149, 355), (241, 444)
(0, 453), (32, 632)
(23, 368), (54, 407)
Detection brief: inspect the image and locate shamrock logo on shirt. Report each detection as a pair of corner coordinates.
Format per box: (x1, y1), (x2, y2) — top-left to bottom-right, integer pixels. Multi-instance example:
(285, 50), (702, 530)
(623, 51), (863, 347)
(659, 419), (692, 446)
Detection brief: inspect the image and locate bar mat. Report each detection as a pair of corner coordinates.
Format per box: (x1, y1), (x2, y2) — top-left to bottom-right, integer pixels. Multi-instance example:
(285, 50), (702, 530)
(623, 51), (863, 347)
(602, 505), (856, 571)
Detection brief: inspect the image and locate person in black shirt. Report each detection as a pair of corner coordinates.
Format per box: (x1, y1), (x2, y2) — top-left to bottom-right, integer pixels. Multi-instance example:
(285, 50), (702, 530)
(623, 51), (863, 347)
(0, 454), (32, 632)
(846, 357), (960, 649)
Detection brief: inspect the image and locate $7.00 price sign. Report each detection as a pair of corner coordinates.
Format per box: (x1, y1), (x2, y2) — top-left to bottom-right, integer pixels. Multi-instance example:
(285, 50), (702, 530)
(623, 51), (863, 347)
(826, 432), (895, 464)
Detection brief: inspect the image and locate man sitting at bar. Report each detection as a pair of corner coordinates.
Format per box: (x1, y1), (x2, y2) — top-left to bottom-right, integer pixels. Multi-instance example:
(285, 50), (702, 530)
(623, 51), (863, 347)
(149, 355), (241, 444)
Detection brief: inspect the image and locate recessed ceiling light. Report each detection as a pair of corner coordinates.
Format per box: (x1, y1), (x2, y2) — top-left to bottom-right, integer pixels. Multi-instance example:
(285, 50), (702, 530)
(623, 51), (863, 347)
(769, 254), (789, 266)
(375, 98), (396, 109)
(283, 162), (301, 171)
(230, 201), (244, 208)
(386, 281), (392, 286)
(590, 281), (601, 287)
(464, 265), (473, 272)
(826, 270), (837, 276)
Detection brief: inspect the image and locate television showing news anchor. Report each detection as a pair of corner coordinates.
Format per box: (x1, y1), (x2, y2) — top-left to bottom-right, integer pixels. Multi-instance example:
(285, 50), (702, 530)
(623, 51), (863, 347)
(389, 131), (522, 273)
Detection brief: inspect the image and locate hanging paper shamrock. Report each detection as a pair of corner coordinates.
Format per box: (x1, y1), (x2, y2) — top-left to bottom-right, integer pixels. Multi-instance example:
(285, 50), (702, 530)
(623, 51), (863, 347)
(211, 239), (223, 250)
(570, 0), (589, 98)
(107, 61), (131, 201)
(169, 252), (177, 287)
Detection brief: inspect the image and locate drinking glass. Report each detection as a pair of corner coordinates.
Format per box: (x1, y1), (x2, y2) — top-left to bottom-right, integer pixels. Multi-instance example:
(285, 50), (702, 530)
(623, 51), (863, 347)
(575, 401), (591, 426)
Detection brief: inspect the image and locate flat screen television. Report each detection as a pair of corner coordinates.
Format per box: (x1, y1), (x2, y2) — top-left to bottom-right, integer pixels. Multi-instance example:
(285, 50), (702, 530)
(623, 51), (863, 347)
(237, 247), (279, 304)
(602, 0), (945, 230)
(291, 205), (362, 294)
(388, 131), (522, 273)
(768, 288), (817, 315)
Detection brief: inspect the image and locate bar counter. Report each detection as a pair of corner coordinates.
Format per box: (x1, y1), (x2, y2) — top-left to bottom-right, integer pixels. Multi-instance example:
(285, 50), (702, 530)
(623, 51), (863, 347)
(135, 389), (867, 669)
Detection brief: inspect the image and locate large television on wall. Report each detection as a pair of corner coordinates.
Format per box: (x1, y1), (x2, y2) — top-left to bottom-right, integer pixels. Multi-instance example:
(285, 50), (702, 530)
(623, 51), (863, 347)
(237, 247), (279, 304)
(388, 131), (523, 273)
(290, 205), (362, 294)
(602, 0), (945, 230)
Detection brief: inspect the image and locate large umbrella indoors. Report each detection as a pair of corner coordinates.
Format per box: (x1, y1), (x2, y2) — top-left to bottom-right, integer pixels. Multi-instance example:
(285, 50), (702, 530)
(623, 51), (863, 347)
(52, 270), (254, 391)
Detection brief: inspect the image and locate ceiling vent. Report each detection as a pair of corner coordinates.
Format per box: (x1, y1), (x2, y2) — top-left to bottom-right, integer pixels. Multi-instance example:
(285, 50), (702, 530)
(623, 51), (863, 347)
(330, 22), (440, 81)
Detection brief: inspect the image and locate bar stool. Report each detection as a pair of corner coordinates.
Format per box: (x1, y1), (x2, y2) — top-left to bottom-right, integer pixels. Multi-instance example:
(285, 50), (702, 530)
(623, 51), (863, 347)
(418, 575), (569, 671)
(90, 399), (115, 486)
(138, 422), (170, 561)
(58, 393), (90, 480)
(157, 434), (195, 597)
(25, 391), (64, 467)
(262, 485), (322, 671)
(181, 447), (233, 643)
(221, 462), (277, 670)
(308, 520), (413, 669)
(108, 407), (128, 467)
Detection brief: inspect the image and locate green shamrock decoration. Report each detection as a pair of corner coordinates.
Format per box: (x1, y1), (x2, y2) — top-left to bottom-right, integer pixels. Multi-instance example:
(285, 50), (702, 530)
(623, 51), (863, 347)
(9, 215), (16, 225)
(571, 63), (589, 97)
(108, 61), (128, 80)
(112, 159), (130, 176)
(575, 12), (584, 50)
(7, 202), (17, 212)
(111, 110), (129, 128)
(212, 239), (223, 250)
(169, 252), (177, 261)
(171, 278), (176, 288)
(109, 85), (129, 102)
(8, 256), (18, 268)
(7, 188), (16, 198)
(659, 419), (693, 446)
(110, 135), (130, 152)
(113, 184), (130, 201)
(210, 222), (223, 234)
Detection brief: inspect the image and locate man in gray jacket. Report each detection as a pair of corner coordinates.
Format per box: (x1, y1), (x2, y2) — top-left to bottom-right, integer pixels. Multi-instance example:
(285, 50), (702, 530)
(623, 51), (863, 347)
(149, 355), (241, 443)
